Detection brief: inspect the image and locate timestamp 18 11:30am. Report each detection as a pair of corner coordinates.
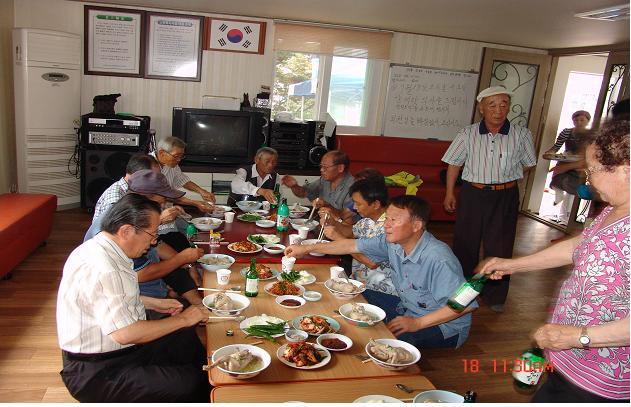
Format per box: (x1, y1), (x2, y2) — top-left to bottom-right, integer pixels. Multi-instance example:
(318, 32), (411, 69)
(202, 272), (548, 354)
(462, 359), (554, 374)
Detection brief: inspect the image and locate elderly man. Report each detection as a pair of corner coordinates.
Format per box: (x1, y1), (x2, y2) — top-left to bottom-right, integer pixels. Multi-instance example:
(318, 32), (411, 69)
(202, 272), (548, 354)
(286, 195), (476, 349)
(228, 146), (280, 205)
(152, 136), (214, 212)
(282, 150), (355, 216)
(442, 86), (537, 313)
(58, 194), (211, 402)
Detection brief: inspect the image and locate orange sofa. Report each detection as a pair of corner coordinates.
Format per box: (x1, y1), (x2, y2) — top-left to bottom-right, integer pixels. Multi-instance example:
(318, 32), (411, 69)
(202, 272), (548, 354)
(0, 193), (56, 279)
(337, 135), (458, 221)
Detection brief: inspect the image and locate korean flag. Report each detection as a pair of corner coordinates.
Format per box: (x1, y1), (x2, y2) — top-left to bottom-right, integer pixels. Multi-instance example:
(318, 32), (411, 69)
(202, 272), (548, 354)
(210, 19), (262, 53)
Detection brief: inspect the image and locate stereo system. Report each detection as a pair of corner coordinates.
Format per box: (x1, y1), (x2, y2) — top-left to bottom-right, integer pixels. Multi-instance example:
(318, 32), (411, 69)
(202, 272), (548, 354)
(269, 120), (336, 170)
(80, 113), (151, 208)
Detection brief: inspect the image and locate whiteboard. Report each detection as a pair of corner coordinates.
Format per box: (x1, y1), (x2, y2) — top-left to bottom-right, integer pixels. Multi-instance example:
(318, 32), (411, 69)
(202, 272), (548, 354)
(382, 64), (479, 140)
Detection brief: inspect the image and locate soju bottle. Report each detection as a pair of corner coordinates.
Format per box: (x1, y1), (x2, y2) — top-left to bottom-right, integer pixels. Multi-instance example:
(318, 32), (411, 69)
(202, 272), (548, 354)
(513, 347), (547, 390)
(245, 257), (259, 297)
(447, 272), (487, 311)
(185, 223), (197, 245)
(276, 198), (289, 232)
(271, 184), (281, 210)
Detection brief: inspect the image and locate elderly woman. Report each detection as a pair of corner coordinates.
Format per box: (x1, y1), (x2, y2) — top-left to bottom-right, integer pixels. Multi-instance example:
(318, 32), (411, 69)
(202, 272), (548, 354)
(479, 119), (629, 402)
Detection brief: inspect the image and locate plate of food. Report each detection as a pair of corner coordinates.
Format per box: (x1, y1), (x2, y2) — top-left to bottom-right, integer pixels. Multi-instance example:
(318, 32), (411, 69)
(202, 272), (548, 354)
(247, 234), (281, 245)
(239, 264), (280, 280)
(237, 212), (267, 223)
(291, 314), (340, 336)
(278, 270), (316, 285)
(239, 314), (288, 339)
(227, 241), (263, 254)
(211, 344), (271, 379)
(276, 342), (331, 370)
(264, 281), (305, 297)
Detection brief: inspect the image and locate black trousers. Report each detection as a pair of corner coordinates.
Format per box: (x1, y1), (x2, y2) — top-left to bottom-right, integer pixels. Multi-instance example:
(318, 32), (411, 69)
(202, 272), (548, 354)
(158, 232), (198, 294)
(532, 371), (628, 403)
(452, 182), (519, 306)
(60, 328), (210, 402)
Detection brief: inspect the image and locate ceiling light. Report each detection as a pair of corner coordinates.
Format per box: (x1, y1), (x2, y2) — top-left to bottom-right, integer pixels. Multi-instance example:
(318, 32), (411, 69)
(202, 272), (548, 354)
(575, 4), (630, 21)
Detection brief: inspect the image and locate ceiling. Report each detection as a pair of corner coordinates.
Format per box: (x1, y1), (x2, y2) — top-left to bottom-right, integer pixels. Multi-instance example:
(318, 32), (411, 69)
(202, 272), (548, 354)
(79, 0), (630, 49)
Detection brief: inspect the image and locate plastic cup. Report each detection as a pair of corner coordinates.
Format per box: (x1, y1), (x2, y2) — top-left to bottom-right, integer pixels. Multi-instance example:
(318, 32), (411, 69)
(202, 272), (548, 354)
(297, 226), (309, 239)
(216, 268), (232, 286)
(288, 234), (302, 245)
(330, 266), (346, 279)
(224, 212), (235, 223)
(281, 256), (296, 273)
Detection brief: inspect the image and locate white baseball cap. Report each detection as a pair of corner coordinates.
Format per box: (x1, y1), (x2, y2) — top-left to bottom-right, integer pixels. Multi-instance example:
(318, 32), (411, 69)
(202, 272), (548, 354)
(476, 86), (514, 102)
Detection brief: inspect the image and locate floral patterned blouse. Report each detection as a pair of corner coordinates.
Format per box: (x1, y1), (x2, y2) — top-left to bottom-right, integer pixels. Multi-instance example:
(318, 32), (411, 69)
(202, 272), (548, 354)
(548, 206), (629, 400)
(350, 213), (398, 296)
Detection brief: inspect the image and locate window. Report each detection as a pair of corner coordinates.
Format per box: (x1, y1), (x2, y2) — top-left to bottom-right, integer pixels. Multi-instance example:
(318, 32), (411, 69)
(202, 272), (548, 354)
(272, 23), (391, 133)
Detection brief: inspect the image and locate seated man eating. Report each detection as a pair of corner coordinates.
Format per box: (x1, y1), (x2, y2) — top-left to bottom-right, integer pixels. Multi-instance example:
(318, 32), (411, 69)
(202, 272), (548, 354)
(229, 146), (281, 205)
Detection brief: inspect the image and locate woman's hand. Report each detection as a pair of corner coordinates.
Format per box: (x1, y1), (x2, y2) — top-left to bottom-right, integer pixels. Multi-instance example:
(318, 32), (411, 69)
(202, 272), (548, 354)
(476, 257), (517, 280)
(532, 323), (581, 351)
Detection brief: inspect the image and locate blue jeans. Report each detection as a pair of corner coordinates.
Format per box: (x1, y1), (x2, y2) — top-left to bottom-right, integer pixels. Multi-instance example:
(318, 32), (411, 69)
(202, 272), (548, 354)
(362, 289), (459, 349)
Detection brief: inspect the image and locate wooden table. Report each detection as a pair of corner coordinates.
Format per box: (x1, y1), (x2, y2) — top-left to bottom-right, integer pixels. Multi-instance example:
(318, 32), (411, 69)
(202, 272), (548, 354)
(203, 263), (423, 387)
(211, 376), (436, 402)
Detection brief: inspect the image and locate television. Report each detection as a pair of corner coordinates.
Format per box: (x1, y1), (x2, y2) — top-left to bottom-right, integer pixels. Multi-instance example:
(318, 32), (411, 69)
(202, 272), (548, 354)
(172, 108), (264, 166)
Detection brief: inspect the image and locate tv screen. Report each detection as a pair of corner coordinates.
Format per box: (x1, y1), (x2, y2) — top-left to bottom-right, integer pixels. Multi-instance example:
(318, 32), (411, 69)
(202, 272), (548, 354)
(186, 114), (249, 157)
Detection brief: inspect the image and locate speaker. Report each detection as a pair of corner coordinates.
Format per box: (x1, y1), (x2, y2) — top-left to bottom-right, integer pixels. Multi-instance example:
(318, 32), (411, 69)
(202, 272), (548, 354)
(241, 106), (271, 146)
(80, 149), (134, 209)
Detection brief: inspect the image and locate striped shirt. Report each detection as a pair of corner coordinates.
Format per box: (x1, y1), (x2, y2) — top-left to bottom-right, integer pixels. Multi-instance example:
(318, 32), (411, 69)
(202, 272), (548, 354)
(57, 233), (146, 353)
(92, 178), (128, 221)
(150, 151), (190, 189)
(442, 120), (537, 184)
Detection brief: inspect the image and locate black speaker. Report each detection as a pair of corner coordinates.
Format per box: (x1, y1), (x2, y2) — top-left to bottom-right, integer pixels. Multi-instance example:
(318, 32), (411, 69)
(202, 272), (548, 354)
(80, 149), (134, 209)
(241, 106), (271, 146)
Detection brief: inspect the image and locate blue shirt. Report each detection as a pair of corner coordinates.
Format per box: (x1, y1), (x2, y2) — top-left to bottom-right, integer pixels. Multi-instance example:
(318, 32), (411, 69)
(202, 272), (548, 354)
(357, 231), (475, 347)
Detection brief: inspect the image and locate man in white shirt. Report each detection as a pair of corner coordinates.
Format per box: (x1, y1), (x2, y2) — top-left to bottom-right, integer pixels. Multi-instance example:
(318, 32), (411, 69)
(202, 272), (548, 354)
(57, 193), (211, 402)
(229, 146), (280, 205)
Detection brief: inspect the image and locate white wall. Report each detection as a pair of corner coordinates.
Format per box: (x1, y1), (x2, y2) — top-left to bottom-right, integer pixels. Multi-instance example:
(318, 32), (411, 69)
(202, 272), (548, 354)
(526, 54), (607, 211)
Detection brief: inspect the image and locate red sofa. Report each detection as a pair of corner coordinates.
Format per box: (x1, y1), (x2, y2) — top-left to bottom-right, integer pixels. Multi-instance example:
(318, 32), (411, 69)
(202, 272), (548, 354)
(337, 135), (458, 221)
(0, 193), (57, 279)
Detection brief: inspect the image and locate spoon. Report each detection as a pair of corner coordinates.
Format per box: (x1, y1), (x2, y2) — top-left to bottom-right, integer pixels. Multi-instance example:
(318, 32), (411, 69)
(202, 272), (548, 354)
(395, 383), (418, 394)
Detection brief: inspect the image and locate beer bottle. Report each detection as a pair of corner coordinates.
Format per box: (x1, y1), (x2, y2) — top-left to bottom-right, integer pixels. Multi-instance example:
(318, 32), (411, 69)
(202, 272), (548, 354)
(513, 347), (547, 391)
(271, 183), (281, 210)
(276, 198), (289, 232)
(245, 257), (259, 297)
(447, 272), (487, 311)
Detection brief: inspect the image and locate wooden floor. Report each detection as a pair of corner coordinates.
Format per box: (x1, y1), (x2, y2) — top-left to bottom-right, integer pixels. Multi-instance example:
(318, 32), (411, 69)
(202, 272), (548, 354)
(0, 208), (567, 402)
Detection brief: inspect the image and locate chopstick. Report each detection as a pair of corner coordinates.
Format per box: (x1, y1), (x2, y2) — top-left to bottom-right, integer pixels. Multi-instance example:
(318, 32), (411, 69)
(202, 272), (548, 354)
(197, 287), (242, 293)
(316, 213), (329, 242)
(307, 202), (318, 222)
(192, 241), (230, 245)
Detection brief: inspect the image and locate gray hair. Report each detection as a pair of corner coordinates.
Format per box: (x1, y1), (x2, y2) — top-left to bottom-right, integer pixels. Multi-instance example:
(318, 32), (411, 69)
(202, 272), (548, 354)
(158, 136), (186, 153)
(101, 193), (161, 234)
(255, 146), (278, 160)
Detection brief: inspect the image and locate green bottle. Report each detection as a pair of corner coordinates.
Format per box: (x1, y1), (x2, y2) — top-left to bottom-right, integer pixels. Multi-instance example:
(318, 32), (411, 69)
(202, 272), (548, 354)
(513, 348), (547, 390)
(185, 223), (197, 242)
(271, 184), (281, 210)
(276, 198), (289, 232)
(245, 257), (259, 297)
(447, 273), (487, 311)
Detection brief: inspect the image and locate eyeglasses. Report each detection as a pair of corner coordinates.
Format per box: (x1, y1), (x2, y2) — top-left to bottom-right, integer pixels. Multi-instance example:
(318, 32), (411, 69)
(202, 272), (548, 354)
(319, 163), (339, 170)
(135, 227), (159, 244)
(164, 150), (185, 161)
(584, 165), (606, 180)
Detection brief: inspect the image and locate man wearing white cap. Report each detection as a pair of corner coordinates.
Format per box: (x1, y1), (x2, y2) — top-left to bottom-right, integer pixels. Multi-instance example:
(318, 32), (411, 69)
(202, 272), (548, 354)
(441, 86), (537, 313)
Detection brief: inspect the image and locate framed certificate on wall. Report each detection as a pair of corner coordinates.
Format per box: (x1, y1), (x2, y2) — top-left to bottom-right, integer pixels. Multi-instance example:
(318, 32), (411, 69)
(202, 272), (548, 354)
(85, 5), (145, 77)
(145, 12), (204, 81)
(206, 17), (266, 54)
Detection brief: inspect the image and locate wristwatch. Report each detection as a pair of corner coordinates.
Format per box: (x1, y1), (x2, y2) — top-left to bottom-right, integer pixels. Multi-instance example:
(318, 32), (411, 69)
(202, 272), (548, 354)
(579, 327), (591, 348)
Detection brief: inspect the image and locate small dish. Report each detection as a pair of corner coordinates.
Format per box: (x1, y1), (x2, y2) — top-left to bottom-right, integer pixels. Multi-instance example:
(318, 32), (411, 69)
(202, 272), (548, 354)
(316, 333), (353, 351)
(264, 243), (286, 255)
(276, 295), (306, 309)
(303, 291), (322, 301)
(284, 329), (308, 343)
(255, 219), (276, 228)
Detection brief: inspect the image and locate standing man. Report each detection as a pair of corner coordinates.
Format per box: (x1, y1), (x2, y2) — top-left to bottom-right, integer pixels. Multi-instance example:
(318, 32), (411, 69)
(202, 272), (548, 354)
(152, 136), (214, 212)
(229, 146), (280, 205)
(442, 86), (537, 313)
(282, 150), (355, 214)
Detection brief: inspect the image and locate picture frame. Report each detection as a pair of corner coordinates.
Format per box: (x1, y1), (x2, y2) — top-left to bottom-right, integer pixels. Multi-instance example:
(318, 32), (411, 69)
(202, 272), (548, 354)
(205, 17), (266, 55)
(145, 12), (204, 81)
(85, 5), (145, 77)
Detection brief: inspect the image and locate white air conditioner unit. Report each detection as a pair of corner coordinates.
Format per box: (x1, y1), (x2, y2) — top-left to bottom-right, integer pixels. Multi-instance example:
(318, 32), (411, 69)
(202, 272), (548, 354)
(13, 28), (81, 208)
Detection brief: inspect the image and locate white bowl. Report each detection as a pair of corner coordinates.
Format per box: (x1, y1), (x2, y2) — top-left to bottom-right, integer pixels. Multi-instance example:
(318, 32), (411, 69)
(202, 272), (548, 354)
(202, 292), (250, 316)
(316, 333), (353, 351)
(338, 303), (386, 327)
(413, 390), (464, 403)
(353, 395), (401, 403)
(300, 239), (330, 256)
(191, 217), (223, 231)
(256, 219), (276, 228)
(324, 278), (366, 299)
(236, 200), (262, 211)
(211, 344), (271, 379)
(303, 291), (322, 301)
(275, 295), (306, 309)
(197, 254), (236, 272)
(290, 219), (319, 231)
(263, 243), (286, 255)
(365, 338), (421, 370)
(210, 205), (232, 218)
(284, 329), (309, 343)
